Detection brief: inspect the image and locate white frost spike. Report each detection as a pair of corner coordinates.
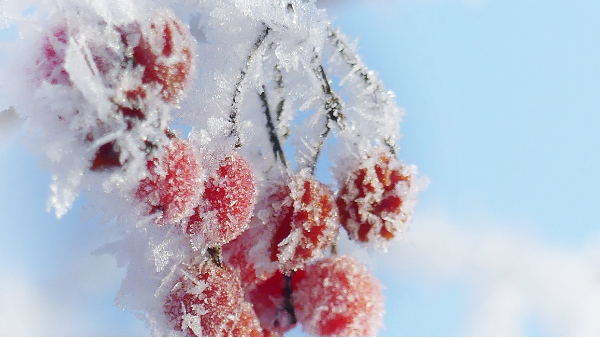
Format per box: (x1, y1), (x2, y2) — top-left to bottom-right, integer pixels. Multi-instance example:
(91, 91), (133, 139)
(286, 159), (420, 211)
(325, 28), (402, 156)
(47, 171), (82, 218)
(152, 232), (176, 273)
(64, 36), (112, 118)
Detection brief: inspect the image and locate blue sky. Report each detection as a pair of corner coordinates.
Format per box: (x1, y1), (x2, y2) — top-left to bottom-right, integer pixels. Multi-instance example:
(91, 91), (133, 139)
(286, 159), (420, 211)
(2, 0), (600, 336)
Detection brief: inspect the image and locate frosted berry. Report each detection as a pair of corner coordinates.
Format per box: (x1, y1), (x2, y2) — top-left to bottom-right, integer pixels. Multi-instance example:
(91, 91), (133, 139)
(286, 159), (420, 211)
(223, 170), (339, 280)
(337, 151), (416, 246)
(136, 139), (202, 224)
(222, 226), (278, 289)
(267, 169), (339, 272)
(230, 301), (264, 337)
(90, 141), (122, 171)
(187, 153), (256, 248)
(120, 9), (195, 105)
(163, 259), (252, 337)
(294, 255), (384, 337)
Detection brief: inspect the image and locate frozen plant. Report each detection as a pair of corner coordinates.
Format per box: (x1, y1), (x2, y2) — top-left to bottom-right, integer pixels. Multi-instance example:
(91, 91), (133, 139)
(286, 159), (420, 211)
(0, 0), (427, 336)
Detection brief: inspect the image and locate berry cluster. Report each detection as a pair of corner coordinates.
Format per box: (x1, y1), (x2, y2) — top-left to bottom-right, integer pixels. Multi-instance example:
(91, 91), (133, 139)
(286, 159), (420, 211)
(10, 0), (425, 336)
(36, 8), (195, 173)
(140, 146), (395, 336)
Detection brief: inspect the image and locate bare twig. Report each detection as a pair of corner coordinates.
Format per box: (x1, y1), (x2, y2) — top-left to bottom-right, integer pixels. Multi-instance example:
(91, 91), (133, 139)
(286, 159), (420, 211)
(307, 63), (344, 174)
(327, 27), (397, 155)
(230, 24), (271, 148)
(259, 86), (287, 167)
(273, 66), (289, 139)
(282, 273), (297, 325)
(207, 247), (223, 268)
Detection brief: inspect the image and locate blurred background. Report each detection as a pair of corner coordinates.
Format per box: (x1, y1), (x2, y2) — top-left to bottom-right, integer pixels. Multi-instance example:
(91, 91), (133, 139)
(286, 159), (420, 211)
(2, 0), (600, 335)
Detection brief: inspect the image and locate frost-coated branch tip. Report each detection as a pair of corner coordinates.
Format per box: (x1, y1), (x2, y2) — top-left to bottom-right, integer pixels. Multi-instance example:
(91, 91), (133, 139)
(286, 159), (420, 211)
(259, 86), (287, 167)
(307, 63), (344, 174)
(229, 24), (271, 148)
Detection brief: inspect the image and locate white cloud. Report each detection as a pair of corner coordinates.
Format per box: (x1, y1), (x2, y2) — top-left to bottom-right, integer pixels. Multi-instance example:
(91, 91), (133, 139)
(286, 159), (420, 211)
(339, 211), (600, 336)
(0, 255), (148, 336)
(0, 270), (75, 336)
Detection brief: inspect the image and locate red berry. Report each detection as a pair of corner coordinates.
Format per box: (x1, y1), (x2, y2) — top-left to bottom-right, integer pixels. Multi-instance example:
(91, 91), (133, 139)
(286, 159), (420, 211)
(337, 151), (416, 246)
(186, 153), (255, 248)
(136, 139), (202, 224)
(230, 301), (264, 337)
(267, 170), (340, 272)
(294, 255), (385, 337)
(163, 259), (254, 337)
(222, 226), (278, 289)
(37, 15), (191, 172)
(118, 89), (148, 121)
(261, 329), (280, 337)
(90, 141), (122, 171)
(223, 171), (338, 284)
(127, 9), (194, 104)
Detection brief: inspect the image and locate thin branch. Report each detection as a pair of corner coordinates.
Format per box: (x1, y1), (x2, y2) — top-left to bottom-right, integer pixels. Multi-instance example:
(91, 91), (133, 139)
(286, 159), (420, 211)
(282, 273), (297, 325)
(327, 27), (378, 89)
(385, 137), (397, 156)
(259, 86), (287, 167)
(273, 66), (289, 139)
(207, 247), (223, 268)
(307, 63), (344, 174)
(326, 27), (397, 155)
(330, 241), (338, 255)
(272, 273), (297, 330)
(229, 24), (271, 148)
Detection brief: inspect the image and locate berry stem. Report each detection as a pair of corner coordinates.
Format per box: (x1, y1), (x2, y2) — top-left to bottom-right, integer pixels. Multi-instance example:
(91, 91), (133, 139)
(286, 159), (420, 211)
(326, 27), (397, 155)
(330, 241), (338, 255)
(259, 86), (287, 167)
(308, 62), (344, 174)
(207, 247), (223, 268)
(282, 273), (297, 325)
(230, 24), (271, 148)
(274, 66), (289, 140)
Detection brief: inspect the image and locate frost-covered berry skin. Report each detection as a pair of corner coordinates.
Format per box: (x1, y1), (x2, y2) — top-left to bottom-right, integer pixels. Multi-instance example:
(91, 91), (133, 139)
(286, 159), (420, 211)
(222, 170), (338, 283)
(294, 255), (384, 337)
(37, 11), (195, 173)
(222, 225), (278, 289)
(230, 301), (264, 337)
(337, 151), (415, 246)
(119, 9), (195, 105)
(187, 152), (256, 248)
(38, 9), (194, 106)
(163, 260), (258, 337)
(136, 139), (202, 224)
(268, 169), (339, 272)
